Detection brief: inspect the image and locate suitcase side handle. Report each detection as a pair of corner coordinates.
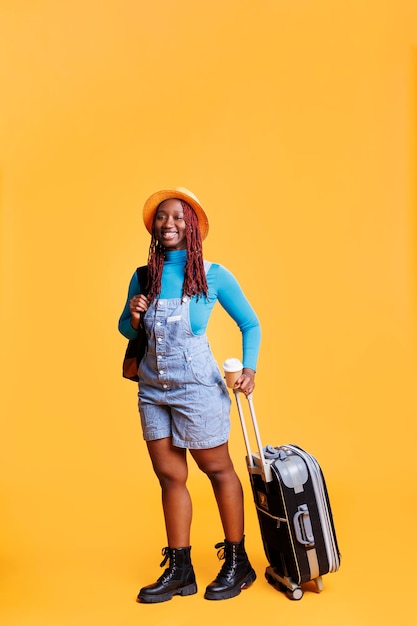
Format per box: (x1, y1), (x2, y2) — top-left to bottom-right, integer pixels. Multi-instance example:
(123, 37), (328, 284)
(294, 504), (315, 547)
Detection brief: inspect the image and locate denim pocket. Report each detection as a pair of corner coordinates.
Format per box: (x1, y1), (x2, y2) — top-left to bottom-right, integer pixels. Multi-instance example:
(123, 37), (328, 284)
(188, 351), (223, 387)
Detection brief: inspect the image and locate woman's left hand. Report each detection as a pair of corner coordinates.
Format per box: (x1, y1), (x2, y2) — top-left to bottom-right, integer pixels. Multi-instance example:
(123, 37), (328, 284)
(236, 368), (256, 396)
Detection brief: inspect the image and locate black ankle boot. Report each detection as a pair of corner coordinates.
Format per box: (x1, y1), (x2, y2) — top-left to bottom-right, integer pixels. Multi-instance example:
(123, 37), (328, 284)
(204, 537), (256, 600)
(137, 546), (197, 603)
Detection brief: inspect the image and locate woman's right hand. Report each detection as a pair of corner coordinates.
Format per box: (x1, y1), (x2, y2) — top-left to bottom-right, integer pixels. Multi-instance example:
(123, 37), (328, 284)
(129, 294), (150, 328)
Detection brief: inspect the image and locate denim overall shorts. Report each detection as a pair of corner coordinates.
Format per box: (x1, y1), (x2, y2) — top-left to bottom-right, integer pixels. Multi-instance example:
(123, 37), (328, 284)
(138, 295), (231, 449)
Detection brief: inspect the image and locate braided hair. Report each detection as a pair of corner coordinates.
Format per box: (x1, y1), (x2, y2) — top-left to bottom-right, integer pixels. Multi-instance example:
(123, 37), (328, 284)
(146, 200), (209, 303)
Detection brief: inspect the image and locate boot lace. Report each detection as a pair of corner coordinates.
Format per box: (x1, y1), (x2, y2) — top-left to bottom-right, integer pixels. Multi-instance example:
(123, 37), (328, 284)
(158, 547), (175, 584)
(215, 541), (226, 560)
(214, 542), (237, 581)
(159, 546), (170, 568)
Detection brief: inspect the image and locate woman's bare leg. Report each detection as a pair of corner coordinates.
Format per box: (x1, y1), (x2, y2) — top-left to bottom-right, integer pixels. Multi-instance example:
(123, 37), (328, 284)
(138, 438), (197, 603)
(146, 437), (191, 547)
(190, 442), (244, 542)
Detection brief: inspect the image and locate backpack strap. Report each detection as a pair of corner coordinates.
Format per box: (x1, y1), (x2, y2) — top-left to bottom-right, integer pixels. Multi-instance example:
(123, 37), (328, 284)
(136, 265), (149, 295)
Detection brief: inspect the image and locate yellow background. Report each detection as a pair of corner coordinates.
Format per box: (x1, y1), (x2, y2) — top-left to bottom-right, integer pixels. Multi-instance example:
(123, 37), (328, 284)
(1, 1), (417, 624)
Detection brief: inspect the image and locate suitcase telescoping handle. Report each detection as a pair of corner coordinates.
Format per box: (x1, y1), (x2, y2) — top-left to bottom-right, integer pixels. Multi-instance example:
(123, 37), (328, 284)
(233, 390), (268, 478)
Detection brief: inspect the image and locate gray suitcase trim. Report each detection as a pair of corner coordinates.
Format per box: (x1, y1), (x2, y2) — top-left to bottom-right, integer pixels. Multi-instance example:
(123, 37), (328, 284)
(286, 445), (340, 573)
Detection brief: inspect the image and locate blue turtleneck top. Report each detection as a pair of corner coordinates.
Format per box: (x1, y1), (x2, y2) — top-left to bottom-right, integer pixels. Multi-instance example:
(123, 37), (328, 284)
(118, 249), (261, 371)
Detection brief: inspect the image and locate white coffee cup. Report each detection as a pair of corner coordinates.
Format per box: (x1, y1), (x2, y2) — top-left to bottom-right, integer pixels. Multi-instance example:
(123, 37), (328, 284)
(223, 358), (243, 388)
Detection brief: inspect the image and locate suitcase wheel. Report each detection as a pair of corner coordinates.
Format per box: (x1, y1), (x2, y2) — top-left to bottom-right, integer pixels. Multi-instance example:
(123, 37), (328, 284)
(286, 587), (303, 601)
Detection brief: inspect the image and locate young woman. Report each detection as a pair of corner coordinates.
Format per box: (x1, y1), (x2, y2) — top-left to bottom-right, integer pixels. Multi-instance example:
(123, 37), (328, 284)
(118, 187), (261, 603)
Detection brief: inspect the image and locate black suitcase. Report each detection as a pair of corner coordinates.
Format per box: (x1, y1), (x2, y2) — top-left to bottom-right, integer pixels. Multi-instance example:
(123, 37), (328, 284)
(234, 390), (341, 600)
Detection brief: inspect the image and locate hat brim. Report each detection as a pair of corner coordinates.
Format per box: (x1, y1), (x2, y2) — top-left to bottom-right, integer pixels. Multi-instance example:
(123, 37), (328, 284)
(143, 188), (209, 240)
